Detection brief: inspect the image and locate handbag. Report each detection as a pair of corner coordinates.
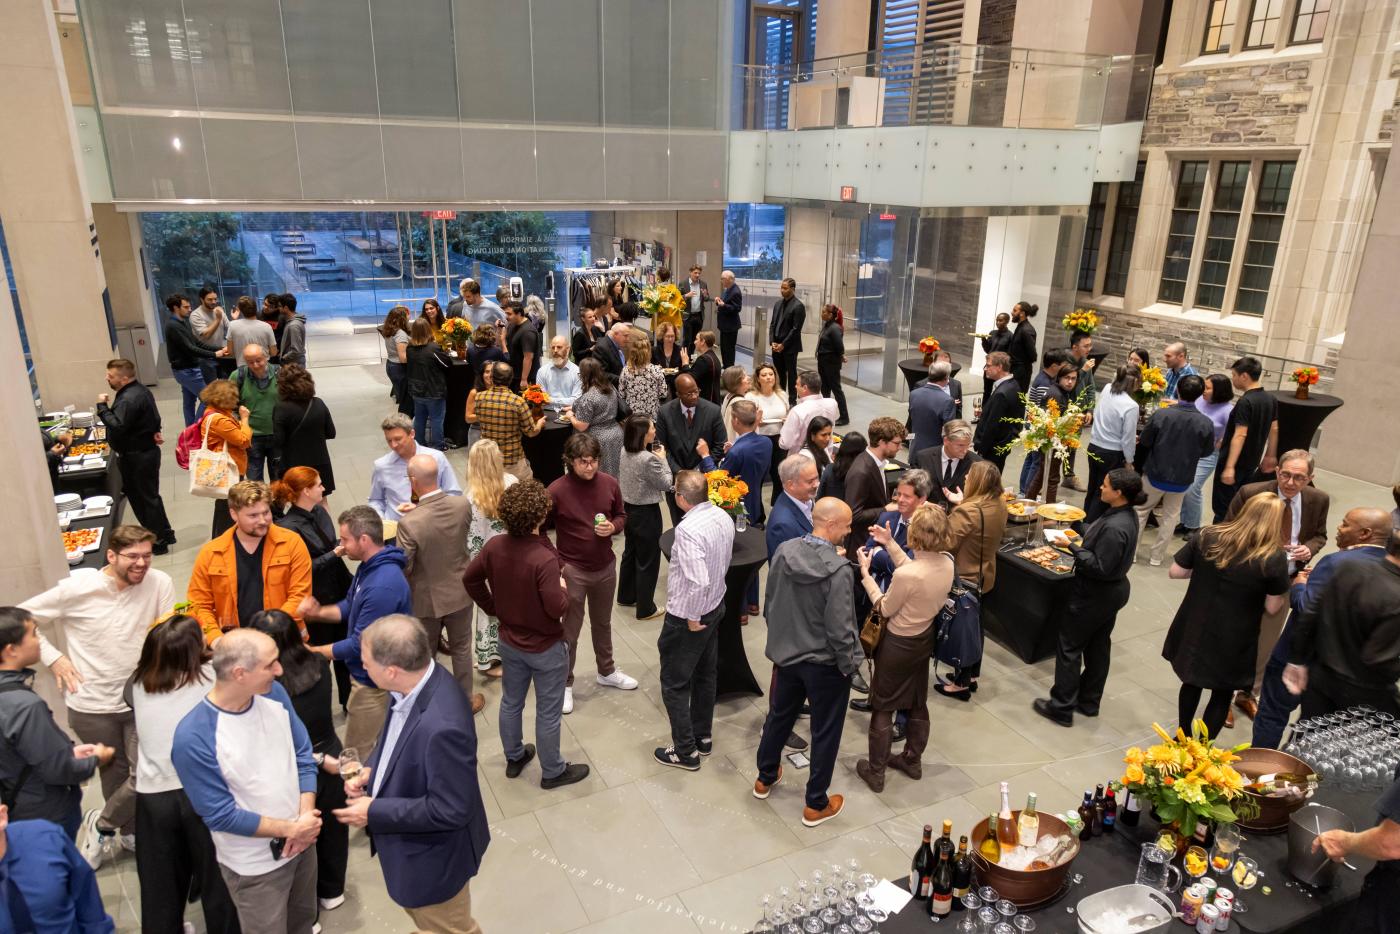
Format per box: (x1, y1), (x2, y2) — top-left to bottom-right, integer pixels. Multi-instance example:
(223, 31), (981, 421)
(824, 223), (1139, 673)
(934, 505), (987, 670)
(187, 414), (239, 499)
(859, 603), (887, 657)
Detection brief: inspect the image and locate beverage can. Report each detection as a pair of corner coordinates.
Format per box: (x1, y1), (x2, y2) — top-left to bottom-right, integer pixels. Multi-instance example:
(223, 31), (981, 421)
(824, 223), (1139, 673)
(1213, 897), (1232, 930)
(1196, 903), (1220, 933)
(1215, 887), (1234, 904)
(1180, 885), (1205, 924)
(593, 513), (606, 526)
(1198, 877), (1218, 900)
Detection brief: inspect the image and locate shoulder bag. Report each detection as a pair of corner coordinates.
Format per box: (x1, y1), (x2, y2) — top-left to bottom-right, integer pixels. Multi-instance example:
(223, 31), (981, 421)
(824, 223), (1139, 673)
(859, 599), (887, 657)
(188, 414), (239, 499)
(935, 504), (985, 670)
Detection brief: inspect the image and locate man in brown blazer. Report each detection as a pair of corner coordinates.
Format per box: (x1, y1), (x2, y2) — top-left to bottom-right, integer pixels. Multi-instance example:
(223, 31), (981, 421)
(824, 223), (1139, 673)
(396, 453), (484, 713)
(1224, 449), (1330, 718)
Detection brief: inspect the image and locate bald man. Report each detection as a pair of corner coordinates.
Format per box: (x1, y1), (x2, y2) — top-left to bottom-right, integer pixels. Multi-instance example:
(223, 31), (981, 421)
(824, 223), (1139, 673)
(395, 454), (483, 712)
(233, 343), (281, 481)
(1253, 507), (1393, 748)
(753, 497), (861, 828)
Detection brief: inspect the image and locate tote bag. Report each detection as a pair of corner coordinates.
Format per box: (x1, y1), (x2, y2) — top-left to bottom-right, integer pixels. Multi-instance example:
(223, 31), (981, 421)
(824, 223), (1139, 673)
(187, 415), (239, 499)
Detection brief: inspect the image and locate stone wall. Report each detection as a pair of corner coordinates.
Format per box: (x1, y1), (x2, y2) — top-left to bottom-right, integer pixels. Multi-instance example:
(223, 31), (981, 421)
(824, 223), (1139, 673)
(1142, 61), (1312, 146)
(1380, 60), (1400, 142)
(1049, 302), (1259, 376)
(976, 0), (1017, 45)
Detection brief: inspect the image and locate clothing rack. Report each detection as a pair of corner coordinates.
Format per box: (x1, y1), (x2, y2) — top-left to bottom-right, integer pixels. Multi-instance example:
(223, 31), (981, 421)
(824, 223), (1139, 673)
(563, 265), (644, 323)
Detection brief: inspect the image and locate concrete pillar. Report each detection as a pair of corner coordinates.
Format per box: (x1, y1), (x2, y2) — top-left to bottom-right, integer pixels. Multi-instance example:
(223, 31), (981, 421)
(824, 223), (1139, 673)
(1316, 159), (1400, 486)
(969, 215), (1060, 374)
(93, 204), (159, 332)
(0, 0), (114, 410)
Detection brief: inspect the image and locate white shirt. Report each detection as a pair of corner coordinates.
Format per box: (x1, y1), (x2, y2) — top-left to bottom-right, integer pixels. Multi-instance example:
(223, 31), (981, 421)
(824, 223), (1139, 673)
(784, 492), (815, 525)
(746, 391), (789, 437)
(993, 374), (1015, 391)
(368, 445), (463, 520)
(666, 502), (736, 619)
(22, 567), (176, 714)
(372, 661), (436, 797)
(1090, 389), (1141, 462)
(132, 666), (214, 793)
(537, 360), (582, 409)
(1278, 490), (1302, 546)
(867, 448), (887, 471)
(779, 395), (839, 451)
(939, 449), (962, 484)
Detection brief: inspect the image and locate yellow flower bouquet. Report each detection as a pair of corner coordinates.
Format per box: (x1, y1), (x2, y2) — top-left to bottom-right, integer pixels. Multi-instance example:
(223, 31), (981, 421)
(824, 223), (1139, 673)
(439, 317), (473, 351)
(999, 396), (1087, 464)
(1132, 365), (1168, 406)
(1063, 308), (1101, 335)
(639, 283), (685, 333)
(705, 469), (749, 518)
(1114, 721), (1257, 837)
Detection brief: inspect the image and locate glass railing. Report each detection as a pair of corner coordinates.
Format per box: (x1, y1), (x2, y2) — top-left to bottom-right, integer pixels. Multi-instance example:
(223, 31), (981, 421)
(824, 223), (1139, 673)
(736, 44), (1153, 133)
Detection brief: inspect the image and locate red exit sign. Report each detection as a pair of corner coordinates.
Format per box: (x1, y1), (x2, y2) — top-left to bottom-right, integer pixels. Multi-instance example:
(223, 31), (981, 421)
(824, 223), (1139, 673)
(839, 185), (856, 202)
(422, 210), (457, 220)
(879, 213), (897, 221)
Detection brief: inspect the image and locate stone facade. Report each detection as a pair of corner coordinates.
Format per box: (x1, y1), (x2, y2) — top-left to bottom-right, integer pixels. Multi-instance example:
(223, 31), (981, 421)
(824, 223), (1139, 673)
(976, 0), (1017, 46)
(1380, 60), (1400, 142)
(1051, 302), (1256, 375)
(1141, 62), (1311, 146)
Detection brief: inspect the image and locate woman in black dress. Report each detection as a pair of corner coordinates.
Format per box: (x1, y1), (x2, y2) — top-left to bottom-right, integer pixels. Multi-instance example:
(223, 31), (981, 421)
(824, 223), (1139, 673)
(405, 317), (454, 450)
(1164, 495), (1289, 738)
(1008, 301), (1039, 393)
(689, 330), (723, 404)
(247, 609), (349, 912)
(272, 466), (354, 708)
(571, 304), (607, 363)
(273, 364), (336, 493)
(815, 304), (849, 426)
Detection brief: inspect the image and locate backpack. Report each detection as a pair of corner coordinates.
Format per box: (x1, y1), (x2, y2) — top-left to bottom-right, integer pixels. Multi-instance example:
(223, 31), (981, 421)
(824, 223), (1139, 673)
(174, 416), (207, 470)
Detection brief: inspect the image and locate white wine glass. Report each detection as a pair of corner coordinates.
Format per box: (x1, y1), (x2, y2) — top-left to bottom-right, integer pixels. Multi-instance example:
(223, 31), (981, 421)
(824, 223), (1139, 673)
(338, 747), (363, 785)
(1231, 855), (1260, 913)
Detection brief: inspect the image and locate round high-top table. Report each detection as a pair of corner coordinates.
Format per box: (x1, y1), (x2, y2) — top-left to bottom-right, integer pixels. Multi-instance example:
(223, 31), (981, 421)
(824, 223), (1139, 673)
(522, 416), (571, 487)
(660, 524), (769, 697)
(898, 357), (962, 394)
(1269, 390), (1343, 456)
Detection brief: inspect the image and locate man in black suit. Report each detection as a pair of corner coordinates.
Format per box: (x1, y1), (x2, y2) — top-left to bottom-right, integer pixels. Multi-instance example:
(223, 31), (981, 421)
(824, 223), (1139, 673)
(914, 419), (983, 511)
(974, 351), (1022, 471)
(655, 373), (727, 525)
(589, 321), (629, 380)
(716, 270), (743, 368)
(769, 277), (805, 406)
(679, 265), (710, 352)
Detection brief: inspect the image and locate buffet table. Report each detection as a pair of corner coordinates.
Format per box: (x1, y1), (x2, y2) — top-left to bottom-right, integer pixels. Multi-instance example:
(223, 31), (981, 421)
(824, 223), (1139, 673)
(68, 499), (124, 572)
(880, 783), (1378, 933)
(981, 542), (1076, 664)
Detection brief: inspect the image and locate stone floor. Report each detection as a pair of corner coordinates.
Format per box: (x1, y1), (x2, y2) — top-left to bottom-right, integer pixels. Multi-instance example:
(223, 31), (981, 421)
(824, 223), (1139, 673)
(86, 341), (1390, 933)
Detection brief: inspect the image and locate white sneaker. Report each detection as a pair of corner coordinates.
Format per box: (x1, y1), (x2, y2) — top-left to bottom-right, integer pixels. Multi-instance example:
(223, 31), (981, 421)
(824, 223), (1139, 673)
(77, 809), (108, 870)
(183, 924), (196, 934)
(562, 686), (574, 714)
(119, 834), (136, 853)
(319, 894), (346, 910)
(312, 925), (323, 934)
(596, 669), (639, 691)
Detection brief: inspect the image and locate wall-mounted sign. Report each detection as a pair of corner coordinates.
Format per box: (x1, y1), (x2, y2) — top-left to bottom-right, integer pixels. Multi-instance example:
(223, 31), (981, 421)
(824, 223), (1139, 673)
(839, 185), (856, 202)
(878, 213), (897, 221)
(422, 210), (457, 220)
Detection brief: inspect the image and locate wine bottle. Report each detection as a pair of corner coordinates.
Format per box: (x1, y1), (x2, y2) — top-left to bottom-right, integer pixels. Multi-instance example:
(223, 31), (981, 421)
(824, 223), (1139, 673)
(951, 836), (973, 911)
(910, 824), (935, 901)
(996, 781), (1017, 847)
(929, 849), (953, 917)
(1091, 784), (1105, 836)
(935, 818), (955, 863)
(1120, 788), (1142, 827)
(1017, 792), (1040, 847)
(1077, 792), (1094, 841)
(978, 813), (1002, 863)
(1103, 787), (1118, 833)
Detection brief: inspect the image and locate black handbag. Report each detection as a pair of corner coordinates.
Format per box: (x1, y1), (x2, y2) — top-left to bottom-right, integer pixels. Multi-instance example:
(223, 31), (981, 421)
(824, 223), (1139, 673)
(935, 504), (986, 670)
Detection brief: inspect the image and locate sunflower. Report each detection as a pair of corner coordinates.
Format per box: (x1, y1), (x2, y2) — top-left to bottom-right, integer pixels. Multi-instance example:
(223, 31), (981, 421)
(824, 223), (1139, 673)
(1146, 743), (1183, 774)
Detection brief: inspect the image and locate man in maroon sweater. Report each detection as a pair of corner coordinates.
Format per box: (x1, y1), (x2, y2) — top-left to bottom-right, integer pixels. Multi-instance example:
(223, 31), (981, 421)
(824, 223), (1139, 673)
(547, 433), (637, 714)
(463, 480), (590, 789)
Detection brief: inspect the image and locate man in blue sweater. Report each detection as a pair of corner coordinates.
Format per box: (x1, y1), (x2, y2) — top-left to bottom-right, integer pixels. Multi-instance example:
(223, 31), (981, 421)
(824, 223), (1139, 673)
(302, 506), (412, 759)
(0, 803), (113, 933)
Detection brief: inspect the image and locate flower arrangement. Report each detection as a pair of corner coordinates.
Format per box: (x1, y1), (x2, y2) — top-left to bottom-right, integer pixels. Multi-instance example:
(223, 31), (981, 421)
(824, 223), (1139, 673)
(639, 283), (685, 332)
(705, 469), (750, 518)
(1290, 367), (1319, 386)
(440, 317), (473, 350)
(521, 384), (550, 408)
(1000, 396), (1087, 464)
(1133, 365), (1168, 406)
(1114, 721), (1257, 839)
(918, 336), (940, 365)
(1062, 308), (1101, 335)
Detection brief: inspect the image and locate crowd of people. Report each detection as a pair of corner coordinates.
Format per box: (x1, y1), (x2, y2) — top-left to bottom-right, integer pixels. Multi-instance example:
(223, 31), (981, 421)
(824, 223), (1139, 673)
(7, 283), (1400, 933)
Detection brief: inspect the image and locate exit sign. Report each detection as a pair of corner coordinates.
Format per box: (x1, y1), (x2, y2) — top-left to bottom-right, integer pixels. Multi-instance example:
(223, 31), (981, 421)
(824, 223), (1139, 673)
(879, 213), (897, 221)
(839, 185), (856, 202)
(422, 210), (457, 220)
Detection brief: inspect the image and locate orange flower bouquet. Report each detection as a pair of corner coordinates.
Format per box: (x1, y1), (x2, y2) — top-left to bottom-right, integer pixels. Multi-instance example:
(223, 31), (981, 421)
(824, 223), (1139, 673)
(918, 336), (941, 365)
(1291, 366), (1319, 399)
(705, 469), (749, 518)
(521, 384), (550, 418)
(439, 317), (473, 351)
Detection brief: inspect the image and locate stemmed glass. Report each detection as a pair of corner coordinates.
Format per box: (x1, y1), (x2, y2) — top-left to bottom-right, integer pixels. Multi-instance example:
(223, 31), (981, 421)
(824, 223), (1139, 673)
(1183, 845), (1208, 885)
(1231, 856), (1261, 913)
(1210, 825), (1239, 877)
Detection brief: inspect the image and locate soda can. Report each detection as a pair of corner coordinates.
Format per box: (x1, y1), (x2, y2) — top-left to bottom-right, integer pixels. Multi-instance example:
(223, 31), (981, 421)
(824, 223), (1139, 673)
(1198, 877), (1218, 901)
(1180, 884), (1205, 924)
(593, 513), (606, 527)
(1196, 903), (1220, 933)
(1213, 897), (1233, 931)
(1215, 887), (1234, 904)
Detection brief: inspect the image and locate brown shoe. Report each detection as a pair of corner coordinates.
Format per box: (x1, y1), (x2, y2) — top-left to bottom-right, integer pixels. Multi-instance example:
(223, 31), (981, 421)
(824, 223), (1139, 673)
(1225, 708), (1235, 730)
(1234, 692), (1258, 721)
(753, 766), (783, 799)
(471, 693), (486, 714)
(483, 665), (504, 679)
(802, 794), (845, 827)
(855, 759), (885, 792)
(887, 753), (922, 781)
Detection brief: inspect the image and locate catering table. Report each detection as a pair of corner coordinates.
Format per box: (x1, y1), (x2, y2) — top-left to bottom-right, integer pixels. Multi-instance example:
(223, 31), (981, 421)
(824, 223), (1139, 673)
(1269, 390), (1343, 457)
(660, 525), (768, 697)
(444, 359), (476, 446)
(897, 356), (962, 394)
(67, 498), (125, 572)
(880, 783), (1378, 933)
(522, 417), (572, 487)
(980, 543), (1076, 664)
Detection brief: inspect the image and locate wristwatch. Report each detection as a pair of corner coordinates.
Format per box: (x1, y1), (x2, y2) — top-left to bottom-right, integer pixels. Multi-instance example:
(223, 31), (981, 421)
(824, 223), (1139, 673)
(313, 753), (325, 768)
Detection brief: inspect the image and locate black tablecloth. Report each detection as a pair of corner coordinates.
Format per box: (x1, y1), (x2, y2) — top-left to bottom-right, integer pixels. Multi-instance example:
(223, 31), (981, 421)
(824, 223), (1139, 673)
(444, 359), (475, 445)
(1269, 391), (1343, 457)
(660, 525), (769, 697)
(980, 546), (1075, 663)
(523, 419), (571, 487)
(880, 783), (1377, 933)
(898, 357), (962, 394)
(67, 498), (125, 572)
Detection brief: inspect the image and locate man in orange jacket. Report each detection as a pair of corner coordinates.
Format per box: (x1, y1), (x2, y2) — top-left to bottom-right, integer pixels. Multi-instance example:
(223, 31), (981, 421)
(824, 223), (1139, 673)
(187, 480), (312, 643)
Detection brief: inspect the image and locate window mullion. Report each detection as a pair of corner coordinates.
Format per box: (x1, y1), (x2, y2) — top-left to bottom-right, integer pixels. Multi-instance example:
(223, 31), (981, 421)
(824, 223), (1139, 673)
(1219, 161), (1262, 318)
(1181, 162), (1217, 311)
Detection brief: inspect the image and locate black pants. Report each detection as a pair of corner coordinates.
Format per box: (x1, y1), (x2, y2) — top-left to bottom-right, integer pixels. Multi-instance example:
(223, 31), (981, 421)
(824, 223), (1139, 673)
(657, 607), (723, 756)
(1011, 363), (1032, 395)
(774, 349), (800, 406)
(135, 789), (241, 934)
(1300, 666), (1400, 720)
(977, 443), (1008, 474)
(313, 769), (348, 901)
(684, 314), (703, 353)
(756, 661), (852, 810)
(118, 448), (173, 540)
(1351, 864), (1400, 934)
(1048, 579), (1130, 716)
(1177, 683), (1234, 739)
(817, 354), (848, 421)
(619, 502), (663, 617)
(768, 435), (785, 506)
(307, 621), (352, 709)
(211, 497), (234, 539)
(719, 329), (738, 368)
(665, 490), (686, 527)
(1083, 444), (1126, 525)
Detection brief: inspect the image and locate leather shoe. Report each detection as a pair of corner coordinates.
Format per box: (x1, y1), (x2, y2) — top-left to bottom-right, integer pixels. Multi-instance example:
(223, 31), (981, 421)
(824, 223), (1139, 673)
(1076, 705), (1099, 717)
(784, 732), (808, 750)
(850, 670), (870, 695)
(505, 744), (535, 778)
(934, 683), (972, 703)
(471, 693), (486, 714)
(1226, 708), (1236, 730)
(1032, 698), (1073, 727)
(849, 698), (872, 712)
(1234, 692), (1258, 721)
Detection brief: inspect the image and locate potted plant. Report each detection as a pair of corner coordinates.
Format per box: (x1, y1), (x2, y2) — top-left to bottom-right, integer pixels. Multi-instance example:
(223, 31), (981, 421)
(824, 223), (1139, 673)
(1131, 365), (1168, 408)
(918, 336), (941, 366)
(440, 317), (473, 354)
(521, 384), (551, 420)
(1290, 366), (1320, 400)
(639, 282), (685, 333)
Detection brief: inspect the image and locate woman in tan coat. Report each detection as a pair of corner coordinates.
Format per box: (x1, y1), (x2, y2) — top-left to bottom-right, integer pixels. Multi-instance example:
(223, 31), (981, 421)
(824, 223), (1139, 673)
(935, 460), (1009, 701)
(854, 504), (954, 792)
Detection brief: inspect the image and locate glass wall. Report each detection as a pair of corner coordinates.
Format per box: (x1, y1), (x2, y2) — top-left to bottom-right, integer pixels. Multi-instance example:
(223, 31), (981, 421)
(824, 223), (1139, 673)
(0, 215), (37, 399)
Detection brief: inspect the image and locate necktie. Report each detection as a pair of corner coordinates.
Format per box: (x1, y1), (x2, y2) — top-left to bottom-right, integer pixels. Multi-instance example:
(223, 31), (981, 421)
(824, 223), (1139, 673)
(686, 408), (694, 429)
(944, 458), (957, 488)
(1280, 495), (1294, 546)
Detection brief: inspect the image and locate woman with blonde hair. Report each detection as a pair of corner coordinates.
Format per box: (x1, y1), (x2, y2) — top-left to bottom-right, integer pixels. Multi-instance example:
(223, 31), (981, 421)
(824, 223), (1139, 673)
(619, 328), (668, 420)
(196, 379), (253, 538)
(854, 504), (955, 792)
(1163, 494), (1290, 737)
(935, 460), (1010, 701)
(718, 365), (751, 443)
(467, 438), (518, 675)
(747, 361), (788, 500)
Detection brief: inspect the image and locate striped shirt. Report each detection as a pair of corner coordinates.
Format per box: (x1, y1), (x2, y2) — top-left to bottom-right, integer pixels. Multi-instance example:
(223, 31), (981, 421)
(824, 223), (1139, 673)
(475, 386), (536, 464)
(666, 501), (736, 620)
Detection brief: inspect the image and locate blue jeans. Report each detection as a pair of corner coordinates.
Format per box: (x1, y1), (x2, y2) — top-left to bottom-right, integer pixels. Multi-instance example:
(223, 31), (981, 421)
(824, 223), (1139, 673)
(1251, 626), (1298, 750)
(1179, 450), (1217, 530)
(1019, 451), (1042, 497)
(246, 435), (276, 481)
(171, 367), (207, 428)
(499, 640), (569, 779)
(413, 397), (447, 448)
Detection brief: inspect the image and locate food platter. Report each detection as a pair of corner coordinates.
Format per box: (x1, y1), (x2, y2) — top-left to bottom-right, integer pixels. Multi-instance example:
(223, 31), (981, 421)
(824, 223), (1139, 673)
(1005, 498), (1040, 521)
(1015, 545), (1074, 574)
(1036, 503), (1086, 522)
(61, 527), (104, 553)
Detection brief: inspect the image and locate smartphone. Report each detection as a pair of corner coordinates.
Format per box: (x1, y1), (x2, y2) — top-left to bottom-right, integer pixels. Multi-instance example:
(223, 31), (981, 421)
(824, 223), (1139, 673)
(269, 837), (287, 860)
(785, 751), (811, 770)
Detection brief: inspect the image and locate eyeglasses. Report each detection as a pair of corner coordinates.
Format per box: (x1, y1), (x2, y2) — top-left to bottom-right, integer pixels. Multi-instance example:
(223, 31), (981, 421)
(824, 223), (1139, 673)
(1277, 471), (1311, 483)
(572, 458), (599, 467)
(115, 551), (153, 563)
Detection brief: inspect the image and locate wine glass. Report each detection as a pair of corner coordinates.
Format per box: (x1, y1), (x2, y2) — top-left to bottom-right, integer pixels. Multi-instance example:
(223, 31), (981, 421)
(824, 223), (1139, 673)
(1183, 845), (1208, 884)
(995, 899), (1018, 924)
(1210, 825), (1239, 876)
(978, 885), (999, 904)
(1231, 855), (1261, 913)
(338, 747), (363, 785)
(1013, 918), (1037, 932)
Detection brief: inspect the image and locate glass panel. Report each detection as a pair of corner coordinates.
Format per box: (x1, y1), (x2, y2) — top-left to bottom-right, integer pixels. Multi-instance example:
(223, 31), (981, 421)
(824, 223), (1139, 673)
(671, 0), (722, 129)
(281, 0), (378, 117)
(79, 0), (199, 109)
(1244, 0), (1283, 49)
(602, 0), (669, 128)
(1290, 0), (1330, 43)
(1158, 161), (1207, 304)
(1103, 160), (1145, 297)
(749, 10), (800, 129)
(532, 0), (602, 126)
(181, 0), (292, 114)
(723, 204), (786, 278)
(453, 0), (534, 122)
(1235, 160), (1295, 315)
(1202, 0), (1240, 53)
(1193, 160), (1249, 311)
(370, 0), (458, 119)
(1077, 183), (1108, 292)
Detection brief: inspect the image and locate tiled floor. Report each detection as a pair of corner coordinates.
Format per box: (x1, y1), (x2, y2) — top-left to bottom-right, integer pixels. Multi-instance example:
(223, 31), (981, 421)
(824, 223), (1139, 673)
(87, 344), (1389, 933)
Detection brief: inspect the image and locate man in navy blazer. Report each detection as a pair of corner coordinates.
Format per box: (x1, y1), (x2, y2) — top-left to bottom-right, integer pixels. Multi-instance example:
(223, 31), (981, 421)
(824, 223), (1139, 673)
(700, 400), (772, 525)
(335, 615), (490, 932)
(908, 360), (957, 458)
(716, 271), (743, 367)
(766, 455), (818, 561)
(862, 469), (931, 589)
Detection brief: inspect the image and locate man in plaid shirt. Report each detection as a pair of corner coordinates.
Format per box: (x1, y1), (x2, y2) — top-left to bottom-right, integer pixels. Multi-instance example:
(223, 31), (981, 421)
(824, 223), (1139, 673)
(475, 362), (545, 479)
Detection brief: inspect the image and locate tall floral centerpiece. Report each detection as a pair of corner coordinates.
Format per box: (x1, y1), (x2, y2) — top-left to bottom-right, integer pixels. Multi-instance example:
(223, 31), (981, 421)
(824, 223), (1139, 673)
(918, 336), (941, 366)
(1062, 308), (1101, 336)
(639, 282), (685, 334)
(1114, 721), (1257, 853)
(999, 396), (1087, 501)
(1132, 365), (1168, 407)
(440, 317), (473, 353)
(706, 469), (750, 527)
(1291, 366), (1320, 400)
